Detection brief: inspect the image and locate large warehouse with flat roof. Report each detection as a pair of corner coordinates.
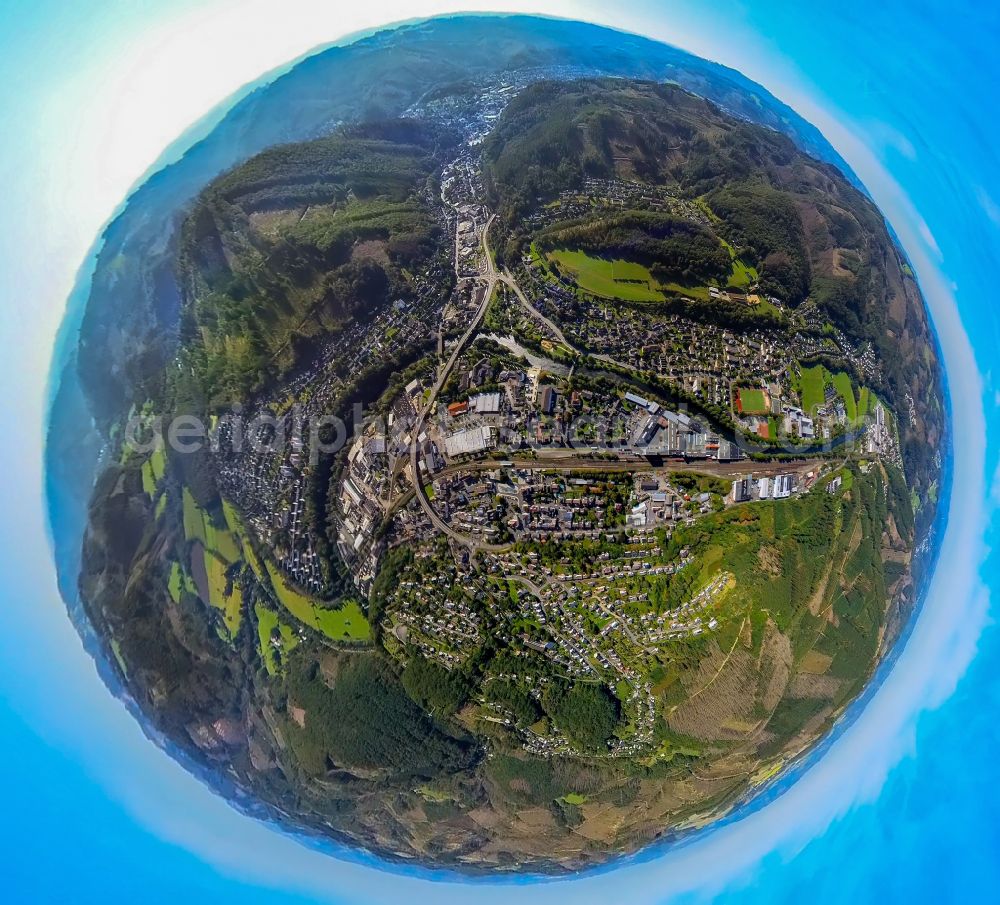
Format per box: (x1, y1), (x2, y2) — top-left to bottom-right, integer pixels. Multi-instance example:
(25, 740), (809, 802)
(444, 425), (494, 458)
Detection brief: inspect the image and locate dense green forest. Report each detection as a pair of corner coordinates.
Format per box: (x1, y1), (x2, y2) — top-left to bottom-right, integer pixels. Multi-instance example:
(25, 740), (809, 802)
(486, 679), (544, 727)
(176, 121), (452, 407)
(284, 652), (475, 776)
(708, 183), (810, 302)
(402, 654), (475, 717)
(542, 680), (621, 751)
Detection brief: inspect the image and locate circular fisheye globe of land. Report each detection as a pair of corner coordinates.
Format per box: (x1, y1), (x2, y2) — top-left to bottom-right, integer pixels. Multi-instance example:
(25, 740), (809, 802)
(51, 14), (943, 873)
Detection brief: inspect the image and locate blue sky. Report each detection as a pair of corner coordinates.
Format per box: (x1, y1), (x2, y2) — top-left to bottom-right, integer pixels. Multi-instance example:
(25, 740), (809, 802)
(3, 1), (1000, 902)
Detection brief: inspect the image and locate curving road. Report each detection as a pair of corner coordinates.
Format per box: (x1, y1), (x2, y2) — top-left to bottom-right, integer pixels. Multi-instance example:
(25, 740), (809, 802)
(500, 267), (577, 354)
(406, 215), (823, 553)
(409, 214), (512, 551)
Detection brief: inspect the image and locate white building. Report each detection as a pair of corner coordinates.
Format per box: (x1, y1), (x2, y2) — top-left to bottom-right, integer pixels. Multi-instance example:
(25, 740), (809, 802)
(444, 425), (494, 458)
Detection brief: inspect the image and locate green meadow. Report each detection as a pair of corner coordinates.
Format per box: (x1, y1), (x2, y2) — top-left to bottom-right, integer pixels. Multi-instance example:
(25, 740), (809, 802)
(720, 238), (759, 288)
(547, 249), (664, 301)
(798, 365), (864, 424)
(265, 561), (371, 643)
(831, 371), (858, 422)
(799, 365), (827, 414)
(255, 604), (300, 676)
(182, 489), (242, 563)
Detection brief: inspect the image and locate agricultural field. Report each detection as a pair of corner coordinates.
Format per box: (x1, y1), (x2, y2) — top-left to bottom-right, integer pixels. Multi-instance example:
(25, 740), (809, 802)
(141, 460), (156, 496)
(203, 548), (241, 636)
(858, 386), (877, 418)
(150, 448), (165, 482)
(167, 560), (195, 604)
(178, 489), (246, 636)
(543, 246), (719, 303)
(221, 499), (260, 568)
(798, 365), (864, 423)
(182, 488), (208, 545)
(182, 488), (242, 563)
(659, 281), (712, 301)
(141, 447), (167, 497)
(752, 296), (783, 319)
(728, 257), (757, 287)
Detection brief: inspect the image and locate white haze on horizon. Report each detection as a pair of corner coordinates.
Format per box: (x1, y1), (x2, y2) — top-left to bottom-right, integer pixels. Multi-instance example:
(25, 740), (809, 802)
(0, 2), (989, 902)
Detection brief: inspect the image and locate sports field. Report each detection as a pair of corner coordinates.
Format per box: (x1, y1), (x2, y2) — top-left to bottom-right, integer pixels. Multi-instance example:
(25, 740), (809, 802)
(737, 387), (769, 415)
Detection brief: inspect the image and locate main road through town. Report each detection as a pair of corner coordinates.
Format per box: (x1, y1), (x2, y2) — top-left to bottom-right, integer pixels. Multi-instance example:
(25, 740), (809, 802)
(406, 213), (838, 553)
(408, 213), (514, 552)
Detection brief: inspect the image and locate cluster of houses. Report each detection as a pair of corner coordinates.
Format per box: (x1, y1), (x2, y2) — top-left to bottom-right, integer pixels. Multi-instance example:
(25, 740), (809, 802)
(519, 264), (793, 404)
(335, 430), (393, 594)
(389, 571), (484, 669)
(214, 418), (327, 595)
(520, 176), (714, 234)
(432, 469), (630, 542)
(430, 464), (731, 545)
(431, 349), (752, 464)
(210, 191), (453, 600)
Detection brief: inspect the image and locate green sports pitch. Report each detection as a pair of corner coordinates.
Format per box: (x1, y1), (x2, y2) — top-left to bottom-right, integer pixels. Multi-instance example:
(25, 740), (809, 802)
(737, 387), (769, 415)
